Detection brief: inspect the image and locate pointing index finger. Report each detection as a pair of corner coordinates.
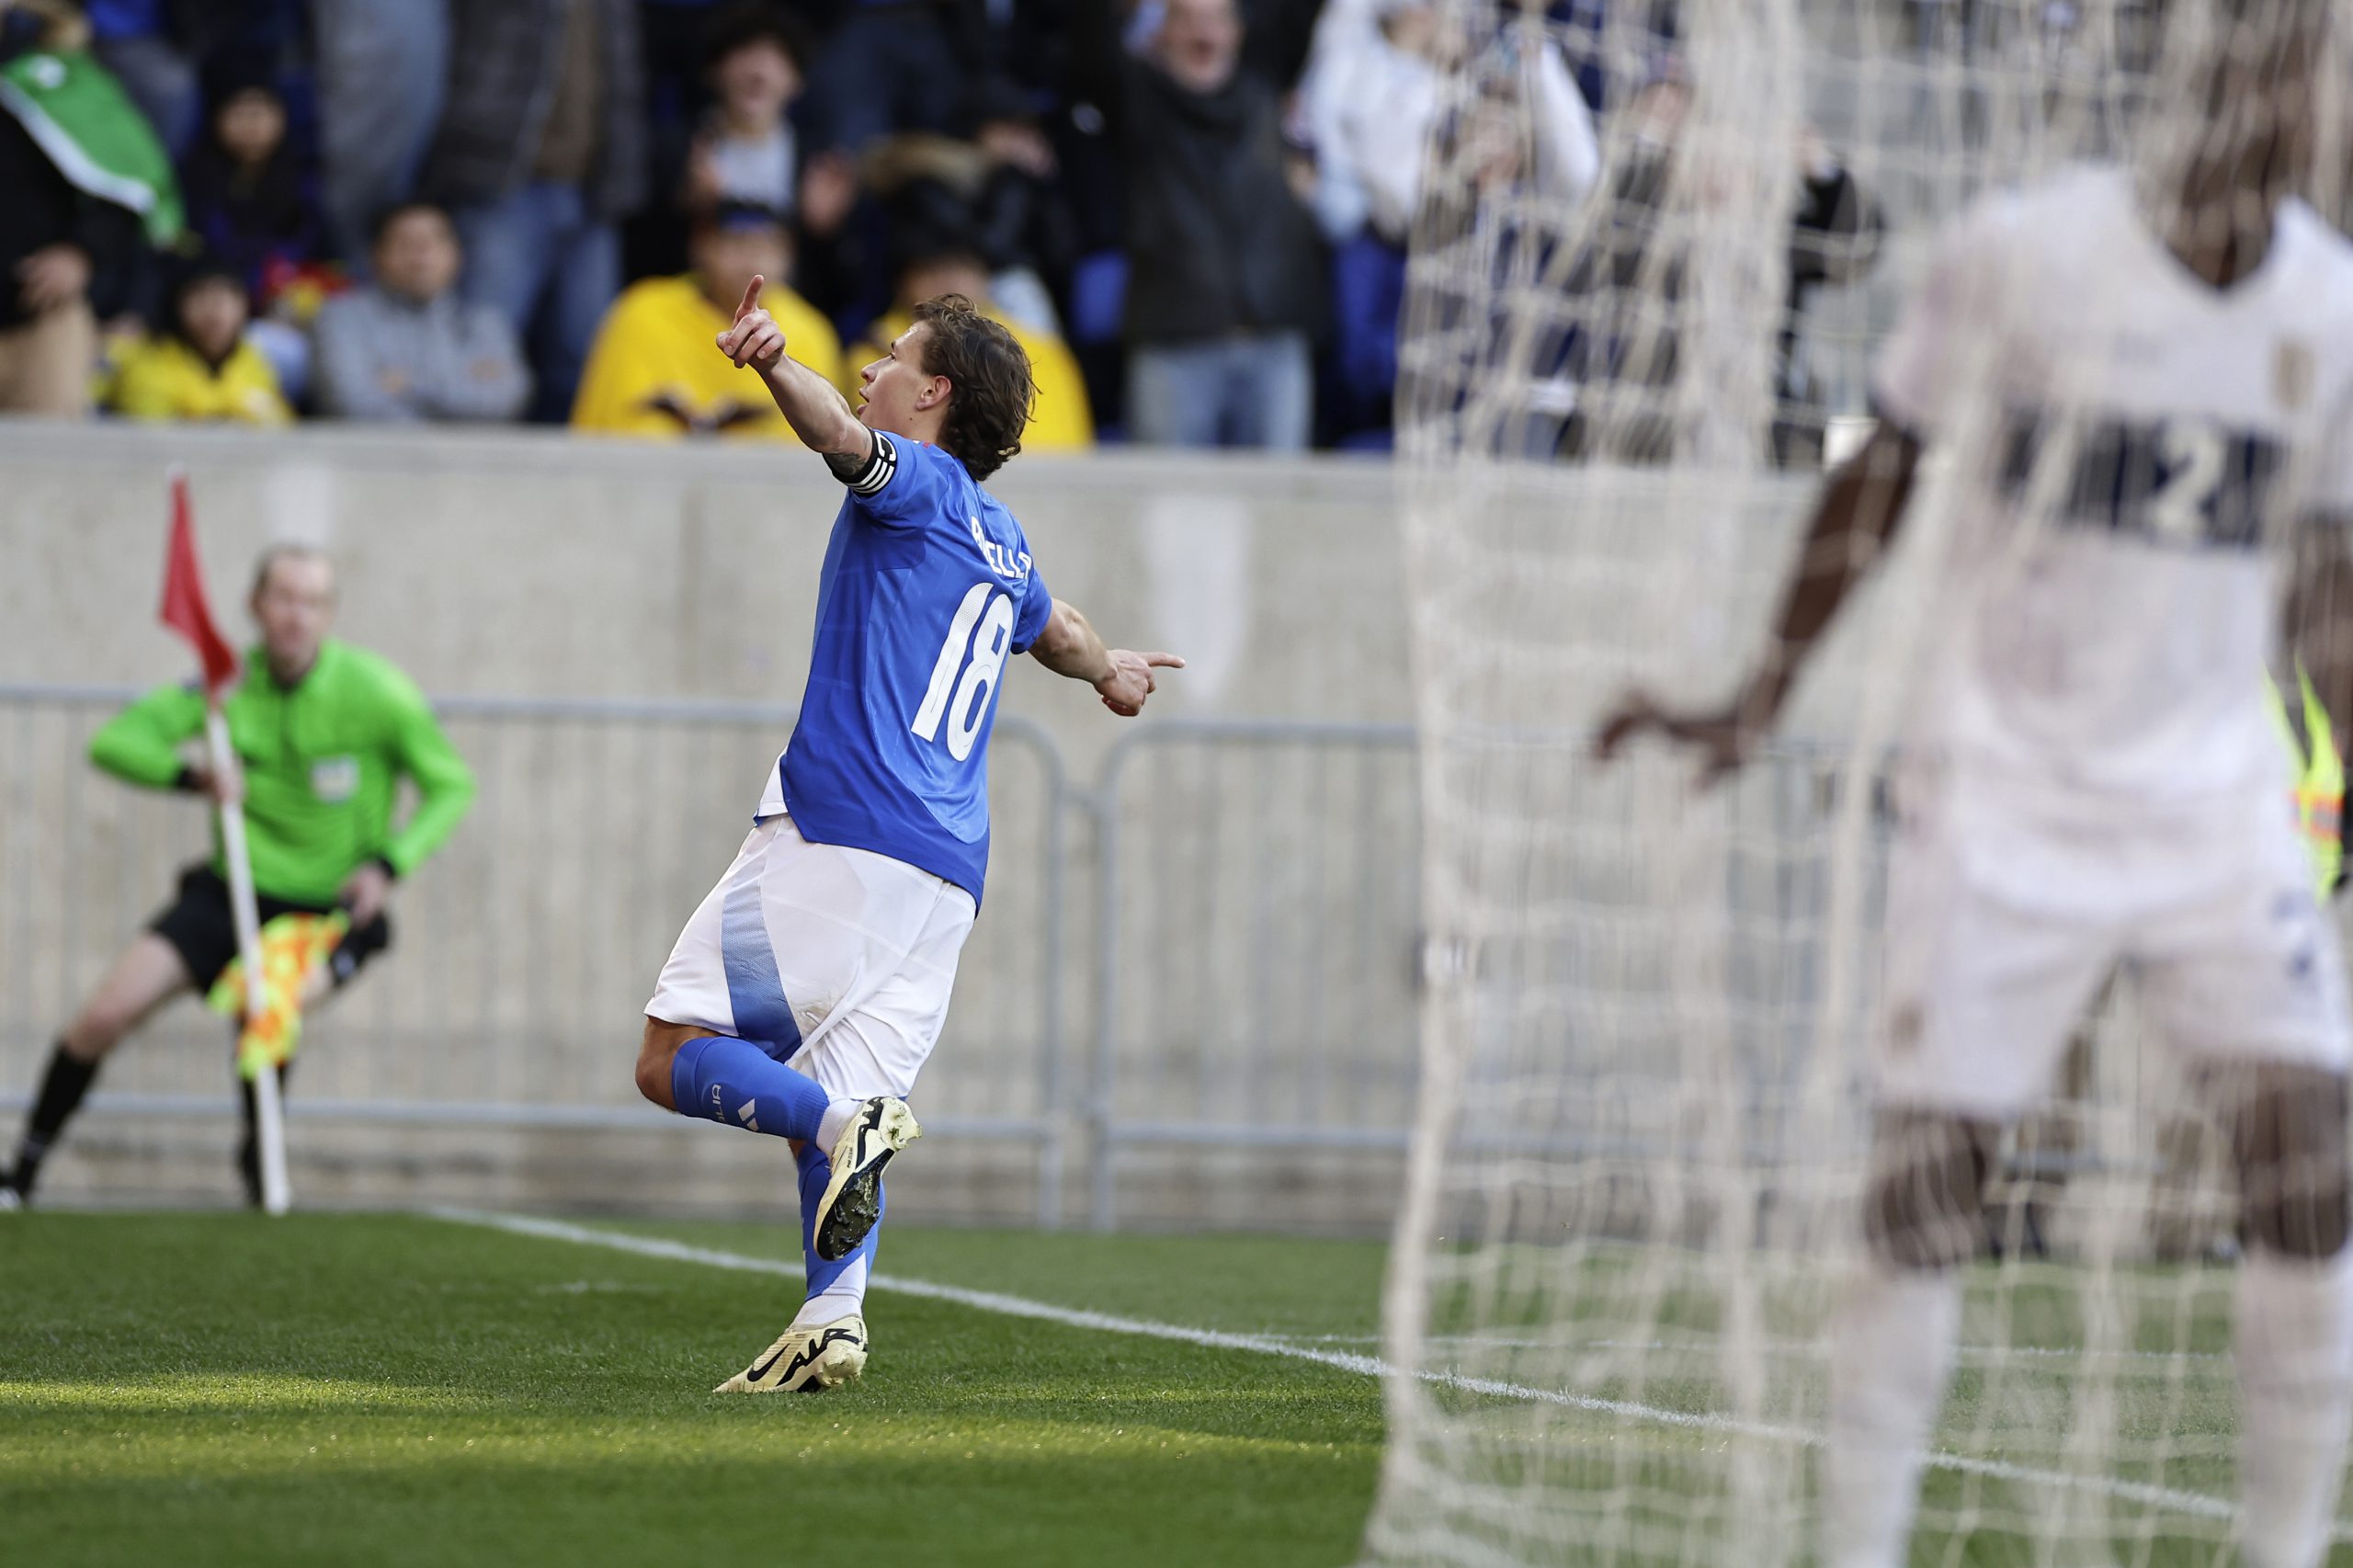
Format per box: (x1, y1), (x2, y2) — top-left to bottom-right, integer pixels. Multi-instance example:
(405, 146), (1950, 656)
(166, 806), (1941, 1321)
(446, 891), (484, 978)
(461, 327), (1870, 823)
(735, 275), (765, 323)
(1142, 653), (1187, 669)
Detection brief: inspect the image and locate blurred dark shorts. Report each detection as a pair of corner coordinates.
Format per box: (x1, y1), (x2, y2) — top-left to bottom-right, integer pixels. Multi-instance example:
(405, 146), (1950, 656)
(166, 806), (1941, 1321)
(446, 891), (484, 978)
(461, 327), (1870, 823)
(149, 863), (392, 994)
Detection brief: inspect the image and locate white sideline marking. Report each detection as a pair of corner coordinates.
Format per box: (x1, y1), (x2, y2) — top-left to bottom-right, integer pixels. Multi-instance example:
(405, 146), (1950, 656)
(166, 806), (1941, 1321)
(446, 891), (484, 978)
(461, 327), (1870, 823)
(1279, 1334), (2232, 1366)
(433, 1209), (2279, 1534)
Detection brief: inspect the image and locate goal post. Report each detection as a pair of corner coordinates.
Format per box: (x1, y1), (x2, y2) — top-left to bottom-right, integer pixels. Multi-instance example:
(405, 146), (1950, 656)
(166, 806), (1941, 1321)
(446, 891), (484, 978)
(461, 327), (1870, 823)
(1366, 3), (2353, 1565)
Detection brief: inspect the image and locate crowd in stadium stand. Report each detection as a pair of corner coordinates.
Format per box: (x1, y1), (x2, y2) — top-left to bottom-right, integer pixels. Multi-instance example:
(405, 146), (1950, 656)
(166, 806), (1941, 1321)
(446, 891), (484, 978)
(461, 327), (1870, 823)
(0, 0), (1823, 453)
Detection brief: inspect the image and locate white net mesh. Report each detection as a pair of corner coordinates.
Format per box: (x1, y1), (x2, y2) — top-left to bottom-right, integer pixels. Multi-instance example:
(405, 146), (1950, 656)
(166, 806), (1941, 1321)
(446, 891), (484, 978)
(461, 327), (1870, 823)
(1370, 3), (2353, 1565)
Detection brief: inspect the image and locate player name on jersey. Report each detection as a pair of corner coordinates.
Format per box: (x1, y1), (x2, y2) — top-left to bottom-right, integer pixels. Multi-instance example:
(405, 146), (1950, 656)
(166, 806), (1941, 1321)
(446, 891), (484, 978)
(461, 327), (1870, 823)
(968, 515), (1035, 583)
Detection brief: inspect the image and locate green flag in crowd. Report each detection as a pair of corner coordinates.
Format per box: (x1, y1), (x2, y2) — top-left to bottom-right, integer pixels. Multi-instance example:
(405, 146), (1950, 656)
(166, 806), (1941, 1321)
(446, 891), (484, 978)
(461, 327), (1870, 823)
(0, 47), (183, 246)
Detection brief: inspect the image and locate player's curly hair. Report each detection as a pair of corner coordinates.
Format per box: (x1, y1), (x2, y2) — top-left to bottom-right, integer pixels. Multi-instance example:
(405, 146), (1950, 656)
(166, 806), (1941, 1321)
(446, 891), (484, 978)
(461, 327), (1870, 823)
(912, 295), (1036, 482)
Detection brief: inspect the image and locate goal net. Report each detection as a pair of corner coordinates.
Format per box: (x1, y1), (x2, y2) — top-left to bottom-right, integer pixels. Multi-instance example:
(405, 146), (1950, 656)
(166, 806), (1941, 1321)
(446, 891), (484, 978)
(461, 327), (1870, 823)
(1369, 2), (2352, 1565)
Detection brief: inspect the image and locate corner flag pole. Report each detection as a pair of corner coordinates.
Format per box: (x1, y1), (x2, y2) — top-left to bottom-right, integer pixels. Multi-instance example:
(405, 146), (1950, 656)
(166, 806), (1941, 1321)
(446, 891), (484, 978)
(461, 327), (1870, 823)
(162, 468), (289, 1216)
(209, 705), (289, 1216)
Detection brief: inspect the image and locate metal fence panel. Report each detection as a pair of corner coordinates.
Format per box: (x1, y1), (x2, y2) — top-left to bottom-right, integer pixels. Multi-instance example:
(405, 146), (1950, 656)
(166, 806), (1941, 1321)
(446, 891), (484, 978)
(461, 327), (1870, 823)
(8, 685), (2233, 1236)
(0, 687), (1065, 1222)
(1088, 720), (1423, 1228)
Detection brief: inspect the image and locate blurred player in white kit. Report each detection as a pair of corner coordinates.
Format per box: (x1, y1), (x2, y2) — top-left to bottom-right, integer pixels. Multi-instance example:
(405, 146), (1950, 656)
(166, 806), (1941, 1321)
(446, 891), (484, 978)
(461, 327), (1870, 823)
(1601, 4), (2353, 1563)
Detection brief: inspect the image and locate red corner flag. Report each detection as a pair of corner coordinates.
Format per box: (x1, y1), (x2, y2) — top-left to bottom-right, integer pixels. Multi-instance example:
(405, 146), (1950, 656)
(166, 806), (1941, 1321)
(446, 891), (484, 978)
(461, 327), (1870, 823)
(160, 472), (240, 698)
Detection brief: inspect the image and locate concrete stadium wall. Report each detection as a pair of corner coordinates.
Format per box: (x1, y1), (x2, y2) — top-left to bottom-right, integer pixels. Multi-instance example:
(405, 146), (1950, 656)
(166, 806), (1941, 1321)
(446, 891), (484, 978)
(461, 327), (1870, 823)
(10, 423), (1961, 1241)
(0, 421), (1417, 771)
(0, 420), (1438, 1233)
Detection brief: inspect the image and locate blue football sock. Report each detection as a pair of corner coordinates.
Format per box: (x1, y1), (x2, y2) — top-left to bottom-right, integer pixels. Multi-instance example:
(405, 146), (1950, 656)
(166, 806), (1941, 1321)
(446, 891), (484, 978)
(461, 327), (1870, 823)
(669, 1035), (833, 1142)
(791, 1135), (879, 1326)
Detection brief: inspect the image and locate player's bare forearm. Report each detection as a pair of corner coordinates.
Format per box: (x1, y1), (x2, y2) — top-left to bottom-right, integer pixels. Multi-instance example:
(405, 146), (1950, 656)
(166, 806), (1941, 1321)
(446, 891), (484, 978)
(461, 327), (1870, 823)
(2288, 518), (2353, 749)
(759, 353), (870, 460)
(1744, 420), (1924, 722)
(1029, 599), (1186, 718)
(712, 274), (869, 462)
(1595, 419), (1921, 778)
(1030, 598), (1115, 685)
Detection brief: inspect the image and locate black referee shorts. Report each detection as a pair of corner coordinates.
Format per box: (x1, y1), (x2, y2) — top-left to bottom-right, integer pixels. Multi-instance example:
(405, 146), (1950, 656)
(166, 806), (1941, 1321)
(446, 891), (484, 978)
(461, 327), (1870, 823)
(148, 864), (392, 994)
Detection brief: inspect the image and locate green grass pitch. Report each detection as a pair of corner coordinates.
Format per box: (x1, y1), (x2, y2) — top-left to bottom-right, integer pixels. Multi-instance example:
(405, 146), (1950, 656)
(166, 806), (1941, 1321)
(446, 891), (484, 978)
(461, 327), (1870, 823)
(1, 1212), (1389, 1568)
(5, 1210), (2334, 1568)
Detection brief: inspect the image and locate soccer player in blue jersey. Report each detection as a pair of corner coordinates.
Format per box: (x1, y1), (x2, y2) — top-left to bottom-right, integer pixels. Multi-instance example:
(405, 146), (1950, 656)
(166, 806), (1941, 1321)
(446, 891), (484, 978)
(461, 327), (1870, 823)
(632, 278), (1182, 1393)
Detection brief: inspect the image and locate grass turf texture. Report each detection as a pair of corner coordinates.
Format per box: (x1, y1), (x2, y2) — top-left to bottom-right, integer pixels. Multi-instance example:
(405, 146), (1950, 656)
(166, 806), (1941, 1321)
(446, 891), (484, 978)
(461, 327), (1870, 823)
(6, 1213), (2333, 1567)
(1, 1213), (1387, 1568)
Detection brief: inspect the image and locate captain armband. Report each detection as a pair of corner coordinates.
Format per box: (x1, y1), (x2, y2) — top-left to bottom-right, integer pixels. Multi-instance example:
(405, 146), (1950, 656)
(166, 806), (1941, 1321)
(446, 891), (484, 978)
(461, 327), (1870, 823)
(834, 432), (899, 496)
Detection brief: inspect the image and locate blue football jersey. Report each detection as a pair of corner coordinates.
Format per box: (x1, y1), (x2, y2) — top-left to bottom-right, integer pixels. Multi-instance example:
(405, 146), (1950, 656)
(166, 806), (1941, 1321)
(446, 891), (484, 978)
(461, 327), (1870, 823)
(761, 432), (1053, 902)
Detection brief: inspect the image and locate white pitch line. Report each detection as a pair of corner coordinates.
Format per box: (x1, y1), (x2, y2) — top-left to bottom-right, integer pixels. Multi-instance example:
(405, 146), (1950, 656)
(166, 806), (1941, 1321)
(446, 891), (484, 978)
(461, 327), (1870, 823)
(431, 1210), (2279, 1535)
(1278, 1334), (2232, 1366)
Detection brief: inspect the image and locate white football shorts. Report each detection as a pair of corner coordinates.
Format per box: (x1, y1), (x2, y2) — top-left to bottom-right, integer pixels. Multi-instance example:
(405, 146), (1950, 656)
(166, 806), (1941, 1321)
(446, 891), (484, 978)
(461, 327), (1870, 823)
(645, 813), (978, 1101)
(1876, 767), (2351, 1121)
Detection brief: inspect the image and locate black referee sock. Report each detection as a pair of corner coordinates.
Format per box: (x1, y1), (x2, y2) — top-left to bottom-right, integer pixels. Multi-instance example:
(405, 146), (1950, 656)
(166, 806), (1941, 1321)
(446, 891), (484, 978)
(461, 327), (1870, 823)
(12, 1040), (98, 1191)
(238, 1061), (292, 1130)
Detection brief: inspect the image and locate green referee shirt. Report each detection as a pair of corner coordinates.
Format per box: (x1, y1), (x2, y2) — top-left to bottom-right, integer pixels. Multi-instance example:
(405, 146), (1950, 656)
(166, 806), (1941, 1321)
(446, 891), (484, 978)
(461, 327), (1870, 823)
(87, 639), (475, 905)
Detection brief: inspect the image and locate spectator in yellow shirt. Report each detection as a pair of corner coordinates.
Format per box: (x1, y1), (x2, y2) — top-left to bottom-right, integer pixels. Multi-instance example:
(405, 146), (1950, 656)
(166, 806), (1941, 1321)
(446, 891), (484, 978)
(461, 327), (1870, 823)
(572, 201), (839, 439)
(843, 250), (1093, 450)
(109, 265), (293, 427)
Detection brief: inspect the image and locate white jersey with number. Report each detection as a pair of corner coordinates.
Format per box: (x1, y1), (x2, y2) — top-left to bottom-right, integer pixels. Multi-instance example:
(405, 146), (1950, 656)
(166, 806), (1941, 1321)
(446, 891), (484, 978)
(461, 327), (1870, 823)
(1865, 166), (2353, 1118)
(1872, 164), (2353, 804)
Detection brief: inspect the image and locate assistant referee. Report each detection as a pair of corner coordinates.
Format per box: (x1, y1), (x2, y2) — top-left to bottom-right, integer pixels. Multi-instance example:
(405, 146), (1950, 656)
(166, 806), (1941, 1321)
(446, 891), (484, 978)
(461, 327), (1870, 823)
(0, 545), (474, 1208)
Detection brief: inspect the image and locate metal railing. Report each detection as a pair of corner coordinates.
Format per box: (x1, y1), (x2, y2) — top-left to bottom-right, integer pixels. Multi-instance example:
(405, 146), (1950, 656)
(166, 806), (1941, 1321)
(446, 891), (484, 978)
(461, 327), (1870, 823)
(0, 685), (1073, 1220)
(1, 686), (1434, 1228)
(1087, 720), (1423, 1228)
(5, 684), (2230, 1232)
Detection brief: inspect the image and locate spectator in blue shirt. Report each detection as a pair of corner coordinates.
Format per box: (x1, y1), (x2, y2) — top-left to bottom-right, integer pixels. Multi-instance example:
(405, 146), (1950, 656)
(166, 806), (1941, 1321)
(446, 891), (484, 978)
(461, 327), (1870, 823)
(422, 0), (648, 422)
(83, 0), (198, 155)
(801, 0), (970, 155)
(311, 0), (447, 267)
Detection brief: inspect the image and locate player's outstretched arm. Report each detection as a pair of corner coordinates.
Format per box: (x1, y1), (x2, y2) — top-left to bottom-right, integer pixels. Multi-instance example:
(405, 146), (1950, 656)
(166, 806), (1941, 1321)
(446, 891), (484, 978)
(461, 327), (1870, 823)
(714, 275), (873, 467)
(1595, 418), (1923, 782)
(1028, 598), (1185, 718)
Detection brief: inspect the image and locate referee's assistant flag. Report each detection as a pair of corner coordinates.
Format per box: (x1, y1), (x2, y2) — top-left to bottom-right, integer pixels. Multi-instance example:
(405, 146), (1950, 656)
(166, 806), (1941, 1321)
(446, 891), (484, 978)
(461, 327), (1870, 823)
(159, 472), (240, 697)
